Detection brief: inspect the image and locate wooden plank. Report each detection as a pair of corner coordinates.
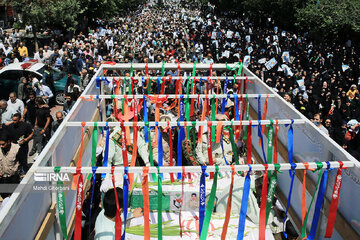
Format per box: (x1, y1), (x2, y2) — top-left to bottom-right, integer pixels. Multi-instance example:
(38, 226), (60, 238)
(249, 106), (360, 239)
(35, 202), (57, 240)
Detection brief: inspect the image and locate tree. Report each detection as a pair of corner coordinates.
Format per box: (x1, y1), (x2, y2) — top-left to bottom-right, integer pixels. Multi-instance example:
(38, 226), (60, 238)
(295, 0), (360, 40)
(13, 0), (81, 51)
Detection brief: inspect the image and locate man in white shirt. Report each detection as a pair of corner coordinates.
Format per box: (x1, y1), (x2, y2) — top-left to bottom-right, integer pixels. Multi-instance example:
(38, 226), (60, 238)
(2, 42), (12, 56)
(94, 188), (124, 239)
(7, 92), (24, 115)
(0, 100), (17, 124)
(33, 82), (54, 103)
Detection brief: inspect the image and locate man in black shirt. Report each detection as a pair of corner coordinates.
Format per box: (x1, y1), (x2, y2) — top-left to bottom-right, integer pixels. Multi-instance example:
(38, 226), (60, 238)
(29, 97), (51, 157)
(4, 113), (33, 174)
(21, 92), (37, 127)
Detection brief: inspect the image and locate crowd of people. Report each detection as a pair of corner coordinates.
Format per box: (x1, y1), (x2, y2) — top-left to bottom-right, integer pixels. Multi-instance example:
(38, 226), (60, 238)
(0, 0), (359, 238)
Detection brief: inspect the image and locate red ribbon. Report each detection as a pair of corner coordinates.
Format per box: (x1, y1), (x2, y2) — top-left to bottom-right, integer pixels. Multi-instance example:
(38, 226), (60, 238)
(111, 167), (122, 240)
(161, 76), (166, 94)
(168, 122), (175, 183)
(145, 60), (149, 76)
(177, 60), (181, 77)
(243, 76), (248, 94)
(142, 167), (150, 240)
(261, 94), (269, 134)
(221, 165), (236, 239)
(74, 167), (83, 240)
(325, 161), (346, 238)
(246, 120), (252, 164)
(72, 122), (86, 190)
(207, 121), (214, 179)
(259, 164), (269, 240)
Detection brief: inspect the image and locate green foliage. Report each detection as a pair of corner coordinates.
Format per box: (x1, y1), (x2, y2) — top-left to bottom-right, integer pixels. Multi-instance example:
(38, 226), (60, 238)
(295, 0), (360, 39)
(13, 0), (81, 31)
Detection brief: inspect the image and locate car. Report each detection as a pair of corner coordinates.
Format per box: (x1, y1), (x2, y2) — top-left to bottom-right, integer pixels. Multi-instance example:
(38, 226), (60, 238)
(0, 61), (80, 105)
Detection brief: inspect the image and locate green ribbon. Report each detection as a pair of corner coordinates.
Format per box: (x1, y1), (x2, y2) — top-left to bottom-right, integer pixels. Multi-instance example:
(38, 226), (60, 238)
(191, 121), (197, 151)
(228, 123), (239, 165)
(266, 120), (274, 164)
(87, 122), (98, 180)
(130, 61), (133, 77)
(161, 61), (165, 76)
(200, 166), (219, 240)
(157, 166), (163, 239)
(301, 162), (324, 238)
(148, 77), (152, 95)
(265, 164), (281, 224)
(122, 78), (126, 115)
(226, 62), (243, 78)
(211, 95), (216, 142)
(146, 122), (156, 181)
(192, 62), (197, 77)
(243, 94), (250, 140)
(54, 167), (68, 240)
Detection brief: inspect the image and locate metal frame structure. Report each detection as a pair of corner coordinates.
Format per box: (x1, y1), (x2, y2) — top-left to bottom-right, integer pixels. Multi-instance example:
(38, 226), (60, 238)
(0, 63), (358, 240)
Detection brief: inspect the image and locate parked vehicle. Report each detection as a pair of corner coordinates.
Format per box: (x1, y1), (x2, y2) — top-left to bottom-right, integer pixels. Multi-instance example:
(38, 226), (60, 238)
(0, 61), (80, 105)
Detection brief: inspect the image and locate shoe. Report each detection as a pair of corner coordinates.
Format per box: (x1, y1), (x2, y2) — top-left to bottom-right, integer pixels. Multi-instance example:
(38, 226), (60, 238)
(29, 150), (36, 156)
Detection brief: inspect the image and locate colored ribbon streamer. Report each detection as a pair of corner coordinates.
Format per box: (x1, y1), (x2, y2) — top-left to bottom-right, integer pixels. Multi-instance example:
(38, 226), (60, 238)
(211, 96), (216, 142)
(54, 167), (68, 240)
(246, 120), (252, 164)
(308, 166), (329, 240)
(71, 122), (86, 190)
(142, 167), (150, 240)
(111, 167), (122, 240)
(120, 123), (129, 167)
(283, 163), (296, 238)
(168, 123), (175, 183)
(325, 161), (345, 238)
(88, 167), (97, 239)
(258, 120), (267, 163)
(228, 124), (240, 165)
(157, 167), (163, 239)
(157, 122), (164, 179)
(221, 165), (236, 240)
(237, 165), (252, 240)
(273, 121), (279, 164)
(267, 121), (274, 164)
(101, 123), (110, 179)
(301, 163), (324, 239)
(200, 165), (219, 240)
(199, 166), (207, 236)
(302, 162), (310, 239)
(121, 168), (129, 240)
(91, 122), (98, 167)
(74, 167), (83, 240)
(286, 119), (294, 164)
(144, 96), (149, 143)
(207, 122), (214, 179)
(259, 165), (269, 240)
(266, 164), (281, 225)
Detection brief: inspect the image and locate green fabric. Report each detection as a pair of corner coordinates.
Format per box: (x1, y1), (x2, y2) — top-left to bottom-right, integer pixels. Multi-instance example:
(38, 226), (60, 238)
(92, 122), (98, 167)
(54, 167), (68, 240)
(265, 164), (281, 224)
(266, 120), (274, 164)
(130, 61), (133, 77)
(148, 77), (152, 95)
(157, 167), (163, 239)
(301, 163), (324, 238)
(228, 123), (239, 165)
(192, 62), (197, 77)
(161, 61), (165, 76)
(200, 166), (219, 240)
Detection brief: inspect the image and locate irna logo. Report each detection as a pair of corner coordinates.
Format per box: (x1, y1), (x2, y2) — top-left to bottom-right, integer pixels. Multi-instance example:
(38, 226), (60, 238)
(34, 173), (70, 182)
